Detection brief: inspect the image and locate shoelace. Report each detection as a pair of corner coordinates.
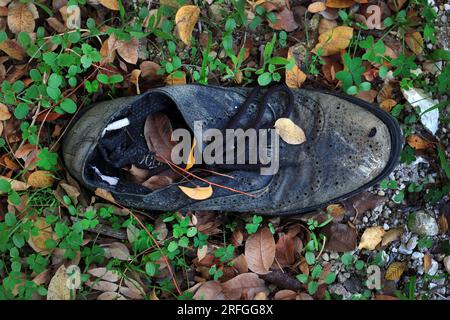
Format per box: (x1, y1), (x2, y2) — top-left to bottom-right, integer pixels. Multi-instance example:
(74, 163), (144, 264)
(204, 84), (295, 171)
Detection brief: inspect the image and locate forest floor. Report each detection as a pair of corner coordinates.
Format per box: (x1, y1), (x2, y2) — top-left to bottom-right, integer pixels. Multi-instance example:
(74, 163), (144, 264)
(0, 0), (449, 300)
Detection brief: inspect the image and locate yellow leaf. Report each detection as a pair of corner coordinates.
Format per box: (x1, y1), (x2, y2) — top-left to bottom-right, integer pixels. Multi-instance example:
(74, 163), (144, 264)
(357, 226), (385, 250)
(325, 0), (355, 8)
(130, 69), (141, 94)
(27, 218), (56, 255)
(285, 50), (306, 88)
(175, 5), (200, 46)
(7, 1), (36, 34)
(178, 185), (213, 200)
(185, 138), (196, 171)
(406, 134), (433, 150)
(379, 99), (397, 112)
(95, 188), (116, 203)
(99, 0), (119, 11)
(165, 71), (187, 86)
(47, 265), (73, 300)
(0, 103), (12, 121)
(381, 227), (404, 246)
(313, 26), (354, 56)
(405, 32), (423, 55)
(385, 262), (406, 281)
(274, 118), (306, 145)
(308, 2), (327, 13)
(27, 170), (54, 188)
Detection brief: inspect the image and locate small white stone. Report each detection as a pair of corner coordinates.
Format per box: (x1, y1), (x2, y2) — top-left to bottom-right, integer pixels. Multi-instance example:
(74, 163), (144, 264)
(322, 253), (330, 262)
(444, 256), (450, 274)
(412, 252), (424, 260)
(378, 190), (385, 197)
(383, 223), (390, 230)
(445, 3), (450, 11)
(427, 259), (439, 276)
(362, 217), (369, 224)
(330, 252), (339, 260)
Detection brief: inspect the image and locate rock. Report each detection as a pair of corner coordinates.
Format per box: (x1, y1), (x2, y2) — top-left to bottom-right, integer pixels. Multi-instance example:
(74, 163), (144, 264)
(444, 256), (450, 274)
(427, 259), (439, 276)
(412, 252), (424, 260)
(406, 236), (418, 251)
(330, 252), (339, 260)
(329, 284), (351, 299)
(408, 210), (439, 236)
(322, 253), (329, 262)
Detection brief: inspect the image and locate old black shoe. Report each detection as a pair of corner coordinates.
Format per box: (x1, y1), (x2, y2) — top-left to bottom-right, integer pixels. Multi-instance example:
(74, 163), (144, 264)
(63, 85), (402, 215)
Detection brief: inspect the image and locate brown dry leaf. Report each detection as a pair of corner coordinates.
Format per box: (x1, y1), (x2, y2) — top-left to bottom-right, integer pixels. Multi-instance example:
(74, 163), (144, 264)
(197, 245), (208, 261)
(178, 185), (213, 200)
(97, 292), (126, 300)
(193, 281), (224, 300)
(325, 0), (354, 8)
(326, 204), (346, 218)
(140, 61), (161, 79)
(407, 134), (434, 150)
(343, 191), (386, 215)
(175, 5), (200, 46)
(88, 267), (119, 282)
(103, 242), (131, 261)
(221, 273), (268, 300)
(127, 164), (150, 184)
(313, 26), (353, 56)
(322, 222), (358, 252)
(7, 1), (36, 34)
(356, 89), (378, 103)
(319, 18), (337, 35)
(308, 2), (327, 13)
(274, 118), (306, 145)
(285, 50), (306, 88)
(405, 32), (423, 55)
(381, 227), (404, 246)
(0, 103), (11, 120)
(165, 71), (187, 85)
(358, 226), (385, 250)
(185, 137), (196, 170)
(254, 292), (267, 300)
(27, 217), (56, 255)
(144, 112), (177, 160)
(0, 176), (29, 192)
(47, 265), (72, 300)
(59, 5), (80, 30)
(231, 254), (248, 274)
(46, 17), (66, 33)
(0, 39), (26, 60)
(375, 294), (400, 300)
(377, 82), (393, 103)
(385, 262), (406, 281)
(99, 0), (119, 10)
(100, 34), (119, 64)
(380, 99), (397, 112)
(275, 233), (295, 267)
(94, 188), (116, 203)
(423, 254), (432, 273)
(269, 7), (298, 32)
(27, 170), (54, 188)
(88, 280), (119, 292)
(274, 289), (298, 300)
(117, 39), (139, 64)
(142, 175), (173, 190)
(244, 227), (275, 274)
(130, 69), (141, 94)
(438, 214), (448, 234)
(387, 0), (408, 12)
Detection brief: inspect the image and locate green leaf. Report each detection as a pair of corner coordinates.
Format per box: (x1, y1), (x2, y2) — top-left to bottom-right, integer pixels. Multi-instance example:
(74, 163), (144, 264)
(308, 281), (319, 295)
(257, 72), (272, 86)
(430, 49), (450, 61)
(14, 103), (30, 119)
(0, 31), (7, 43)
(324, 272), (336, 284)
(97, 74), (109, 84)
(8, 190), (21, 206)
(296, 274), (309, 284)
(145, 262), (156, 276)
(0, 179), (11, 193)
(5, 212), (16, 227)
(346, 85), (358, 95)
(60, 98), (77, 114)
(341, 252), (353, 266)
(168, 241), (178, 252)
(36, 148), (58, 171)
(108, 74), (123, 84)
(305, 251), (315, 265)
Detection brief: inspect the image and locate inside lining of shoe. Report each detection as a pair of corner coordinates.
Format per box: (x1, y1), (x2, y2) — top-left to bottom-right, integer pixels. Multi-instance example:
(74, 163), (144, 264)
(84, 92), (190, 194)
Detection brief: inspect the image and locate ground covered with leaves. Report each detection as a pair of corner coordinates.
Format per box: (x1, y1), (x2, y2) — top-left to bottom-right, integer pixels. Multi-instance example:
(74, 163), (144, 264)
(0, 0), (449, 300)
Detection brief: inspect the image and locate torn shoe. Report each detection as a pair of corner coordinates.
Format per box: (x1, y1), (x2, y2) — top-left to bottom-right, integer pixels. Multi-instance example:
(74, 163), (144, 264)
(62, 85), (402, 215)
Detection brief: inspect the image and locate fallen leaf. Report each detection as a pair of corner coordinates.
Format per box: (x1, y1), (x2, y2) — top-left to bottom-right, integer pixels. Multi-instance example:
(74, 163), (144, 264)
(406, 134), (434, 150)
(140, 61), (161, 79)
(99, 0), (119, 10)
(275, 233), (295, 267)
(221, 273), (268, 300)
(381, 227), (404, 246)
(231, 254), (248, 274)
(274, 289), (298, 300)
(175, 5), (200, 46)
(343, 191), (386, 215)
(254, 291), (267, 300)
(46, 17), (66, 33)
(385, 262), (406, 281)
(274, 118), (306, 145)
(193, 281), (224, 300)
(438, 214), (448, 234)
(375, 294), (399, 300)
(144, 112), (177, 160)
(387, 0), (408, 12)
(0, 103), (11, 120)
(97, 292), (126, 300)
(423, 254), (432, 273)
(130, 69), (141, 94)
(313, 26), (353, 56)
(165, 71), (187, 85)
(308, 2), (327, 13)
(103, 242), (130, 261)
(380, 99), (397, 112)
(94, 188), (116, 203)
(319, 18), (337, 35)
(0, 176), (29, 192)
(358, 226), (385, 250)
(269, 7), (298, 32)
(356, 89), (378, 103)
(325, 0), (354, 8)
(322, 222), (358, 252)
(0, 39), (26, 60)
(47, 265), (72, 300)
(405, 32), (423, 55)
(245, 227), (275, 274)
(285, 50), (306, 88)
(88, 267), (119, 283)
(59, 5), (80, 30)
(7, 1), (36, 34)
(142, 175), (173, 190)
(185, 138), (196, 170)
(27, 217), (56, 255)
(178, 185), (213, 200)
(117, 39), (139, 64)
(88, 280), (119, 292)
(27, 170), (54, 188)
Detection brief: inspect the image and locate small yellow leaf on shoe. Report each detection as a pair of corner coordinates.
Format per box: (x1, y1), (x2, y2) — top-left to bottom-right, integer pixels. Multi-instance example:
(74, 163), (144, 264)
(385, 262), (406, 281)
(175, 5), (200, 46)
(358, 226), (385, 250)
(179, 185), (213, 200)
(185, 138), (197, 171)
(27, 170), (54, 188)
(274, 118), (306, 145)
(95, 188), (116, 203)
